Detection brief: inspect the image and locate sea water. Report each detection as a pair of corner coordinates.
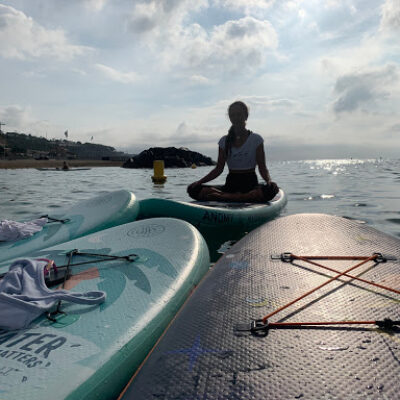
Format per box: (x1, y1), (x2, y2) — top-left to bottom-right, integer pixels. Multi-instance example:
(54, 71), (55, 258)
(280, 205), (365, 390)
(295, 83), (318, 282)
(1, 159), (399, 245)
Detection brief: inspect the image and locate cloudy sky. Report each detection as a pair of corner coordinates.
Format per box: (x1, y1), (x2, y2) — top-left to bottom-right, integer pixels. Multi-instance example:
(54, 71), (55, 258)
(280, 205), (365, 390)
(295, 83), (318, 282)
(0, 0), (399, 160)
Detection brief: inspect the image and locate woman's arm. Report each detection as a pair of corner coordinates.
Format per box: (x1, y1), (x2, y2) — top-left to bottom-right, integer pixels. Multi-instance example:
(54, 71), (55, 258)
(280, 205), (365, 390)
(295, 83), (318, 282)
(189, 147), (226, 187)
(256, 144), (272, 184)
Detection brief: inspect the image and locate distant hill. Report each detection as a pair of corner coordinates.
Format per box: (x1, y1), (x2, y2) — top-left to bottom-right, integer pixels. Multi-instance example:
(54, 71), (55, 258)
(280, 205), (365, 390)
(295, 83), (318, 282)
(0, 131), (130, 161)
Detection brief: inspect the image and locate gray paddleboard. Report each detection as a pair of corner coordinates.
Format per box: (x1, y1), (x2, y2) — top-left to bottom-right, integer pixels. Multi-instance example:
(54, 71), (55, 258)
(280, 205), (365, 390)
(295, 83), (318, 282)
(121, 213), (400, 400)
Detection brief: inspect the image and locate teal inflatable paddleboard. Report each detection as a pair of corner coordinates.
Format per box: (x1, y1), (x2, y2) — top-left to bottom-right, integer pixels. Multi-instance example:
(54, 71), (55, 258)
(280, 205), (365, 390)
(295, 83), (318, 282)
(0, 218), (210, 400)
(0, 190), (139, 264)
(138, 189), (287, 259)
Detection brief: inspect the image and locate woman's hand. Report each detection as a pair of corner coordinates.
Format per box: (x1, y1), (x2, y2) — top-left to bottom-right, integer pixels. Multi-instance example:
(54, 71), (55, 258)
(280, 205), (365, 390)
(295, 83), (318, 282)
(188, 146), (225, 194)
(256, 144), (272, 185)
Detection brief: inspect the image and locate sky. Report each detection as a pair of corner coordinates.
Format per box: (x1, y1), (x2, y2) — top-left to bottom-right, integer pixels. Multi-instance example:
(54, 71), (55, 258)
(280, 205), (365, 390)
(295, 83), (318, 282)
(0, 0), (399, 161)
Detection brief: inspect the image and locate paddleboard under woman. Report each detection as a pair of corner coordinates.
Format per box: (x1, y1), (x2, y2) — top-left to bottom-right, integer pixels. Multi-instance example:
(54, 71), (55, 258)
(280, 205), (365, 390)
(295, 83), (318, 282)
(187, 101), (279, 202)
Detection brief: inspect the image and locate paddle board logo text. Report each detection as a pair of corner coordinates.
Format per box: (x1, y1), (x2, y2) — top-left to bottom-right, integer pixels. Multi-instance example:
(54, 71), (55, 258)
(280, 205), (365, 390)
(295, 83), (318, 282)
(202, 211), (233, 224)
(127, 224), (166, 238)
(0, 330), (69, 369)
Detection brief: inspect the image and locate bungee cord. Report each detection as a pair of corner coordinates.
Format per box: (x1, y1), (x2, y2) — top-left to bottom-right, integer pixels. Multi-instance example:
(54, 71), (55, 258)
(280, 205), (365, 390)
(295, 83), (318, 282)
(237, 253), (400, 335)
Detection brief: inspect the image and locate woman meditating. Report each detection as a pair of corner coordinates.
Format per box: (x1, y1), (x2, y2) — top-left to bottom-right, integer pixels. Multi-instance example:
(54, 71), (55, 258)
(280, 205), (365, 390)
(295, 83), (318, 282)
(187, 101), (279, 203)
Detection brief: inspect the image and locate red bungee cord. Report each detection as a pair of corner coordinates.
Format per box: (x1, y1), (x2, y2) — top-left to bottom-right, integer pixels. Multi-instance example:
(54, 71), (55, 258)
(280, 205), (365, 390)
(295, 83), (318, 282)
(250, 253), (400, 333)
(289, 255), (400, 296)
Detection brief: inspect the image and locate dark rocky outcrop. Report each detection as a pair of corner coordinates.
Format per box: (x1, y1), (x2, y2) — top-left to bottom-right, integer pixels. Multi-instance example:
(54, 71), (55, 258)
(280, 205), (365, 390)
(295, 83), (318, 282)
(122, 147), (215, 168)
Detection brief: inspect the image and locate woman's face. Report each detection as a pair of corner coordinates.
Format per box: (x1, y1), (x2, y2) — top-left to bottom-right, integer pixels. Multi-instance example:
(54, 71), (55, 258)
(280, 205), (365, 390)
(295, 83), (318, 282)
(228, 104), (247, 127)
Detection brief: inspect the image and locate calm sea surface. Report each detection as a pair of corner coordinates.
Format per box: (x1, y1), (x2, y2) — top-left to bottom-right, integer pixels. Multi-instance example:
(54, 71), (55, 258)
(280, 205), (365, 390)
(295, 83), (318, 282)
(1, 159), (399, 242)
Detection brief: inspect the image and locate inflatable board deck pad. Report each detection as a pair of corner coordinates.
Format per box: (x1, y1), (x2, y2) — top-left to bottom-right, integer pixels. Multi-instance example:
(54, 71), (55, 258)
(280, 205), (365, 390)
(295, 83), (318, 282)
(0, 218), (210, 400)
(138, 189), (287, 259)
(0, 190), (139, 264)
(121, 214), (400, 400)
(36, 168), (92, 171)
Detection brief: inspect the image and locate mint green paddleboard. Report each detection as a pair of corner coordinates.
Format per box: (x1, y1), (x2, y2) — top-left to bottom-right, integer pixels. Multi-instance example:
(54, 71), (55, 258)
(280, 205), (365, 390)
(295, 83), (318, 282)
(139, 190), (287, 230)
(138, 189), (287, 260)
(0, 190), (139, 264)
(0, 218), (210, 400)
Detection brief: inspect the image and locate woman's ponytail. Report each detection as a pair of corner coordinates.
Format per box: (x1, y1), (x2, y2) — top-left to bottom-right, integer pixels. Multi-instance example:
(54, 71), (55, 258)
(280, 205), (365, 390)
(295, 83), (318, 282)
(225, 101), (249, 157)
(225, 126), (235, 157)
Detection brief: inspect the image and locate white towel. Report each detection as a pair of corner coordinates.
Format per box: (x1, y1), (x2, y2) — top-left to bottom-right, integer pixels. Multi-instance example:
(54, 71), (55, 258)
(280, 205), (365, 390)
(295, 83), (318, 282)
(0, 217), (48, 241)
(0, 258), (106, 330)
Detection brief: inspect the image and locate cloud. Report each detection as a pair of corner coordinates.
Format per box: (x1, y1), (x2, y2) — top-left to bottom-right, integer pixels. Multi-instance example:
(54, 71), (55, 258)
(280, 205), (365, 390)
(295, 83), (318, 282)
(188, 75), (214, 85)
(95, 64), (139, 83)
(128, 0), (207, 35)
(379, 121), (400, 140)
(0, 105), (32, 129)
(84, 0), (108, 12)
(204, 96), (301, 122)
(275, 0), (378, 46)
(320, 38), (384, 77)
(0, 4), (89, 60)
(173, 121), (216, 145)
(332, 64), (400, 114)
(170, 16), (278, 76)
(0, 105), (64, 138)
(240, 96), (300, 112)
(127, 2), (277, 77)
(385, 122), (400, 139)
(213, 0), (274, 15)
(391, 122), (400, 131)
(380, 0), (400, 30)
(128, 2), (159, 34)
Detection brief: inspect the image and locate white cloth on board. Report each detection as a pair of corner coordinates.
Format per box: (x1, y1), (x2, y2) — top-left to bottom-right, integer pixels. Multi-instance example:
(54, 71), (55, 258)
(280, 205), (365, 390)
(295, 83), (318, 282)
(0, 258), (106, 330)
(0, 217), (48, 241)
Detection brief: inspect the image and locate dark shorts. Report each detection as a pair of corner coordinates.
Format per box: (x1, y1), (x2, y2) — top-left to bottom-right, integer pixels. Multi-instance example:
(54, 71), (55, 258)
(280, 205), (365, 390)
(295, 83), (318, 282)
(222, 172), (258, 193)
(187, 171), (279, 202)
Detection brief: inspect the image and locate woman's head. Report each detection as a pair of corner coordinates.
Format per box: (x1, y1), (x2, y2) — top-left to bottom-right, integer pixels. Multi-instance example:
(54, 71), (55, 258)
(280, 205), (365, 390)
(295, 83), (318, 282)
(224, 101), (249, 156)
(228, 101), (248, 127)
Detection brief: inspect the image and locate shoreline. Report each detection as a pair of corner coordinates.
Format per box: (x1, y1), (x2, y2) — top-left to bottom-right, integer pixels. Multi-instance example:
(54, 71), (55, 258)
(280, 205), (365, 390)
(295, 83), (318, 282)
(0, 159), (124, 169)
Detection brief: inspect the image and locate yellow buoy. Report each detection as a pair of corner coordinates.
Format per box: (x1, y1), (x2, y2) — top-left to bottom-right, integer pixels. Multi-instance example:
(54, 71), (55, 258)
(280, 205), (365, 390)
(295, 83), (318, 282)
(152, 160), (167, 184)
(191, 163), (197, 169)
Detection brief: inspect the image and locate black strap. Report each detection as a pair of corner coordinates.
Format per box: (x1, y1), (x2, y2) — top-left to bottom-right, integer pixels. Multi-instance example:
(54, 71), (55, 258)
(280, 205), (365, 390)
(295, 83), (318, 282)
(46, 250), (75, 322)
(54, 250), (138, 270)
(40, 215), (70, 224)
(43, 249), (137, 322)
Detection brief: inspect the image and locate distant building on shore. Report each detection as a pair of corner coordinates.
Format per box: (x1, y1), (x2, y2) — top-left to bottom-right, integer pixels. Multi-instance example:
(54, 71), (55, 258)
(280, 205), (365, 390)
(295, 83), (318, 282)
(0, 131), (132, 161)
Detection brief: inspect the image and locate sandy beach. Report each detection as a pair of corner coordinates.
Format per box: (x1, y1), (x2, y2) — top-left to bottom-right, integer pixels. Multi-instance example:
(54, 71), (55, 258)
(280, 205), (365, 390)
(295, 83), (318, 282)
(0, 159), (124, 169)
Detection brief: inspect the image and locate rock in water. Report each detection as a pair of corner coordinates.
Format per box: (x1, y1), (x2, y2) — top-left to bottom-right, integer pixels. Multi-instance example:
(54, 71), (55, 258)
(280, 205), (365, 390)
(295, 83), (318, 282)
(122, 147), (215, 168)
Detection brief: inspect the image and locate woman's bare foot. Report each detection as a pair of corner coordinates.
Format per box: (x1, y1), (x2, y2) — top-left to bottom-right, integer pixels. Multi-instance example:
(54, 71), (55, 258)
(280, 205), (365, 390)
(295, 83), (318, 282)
(236, 187), (265, 202)
(197, 186), (224, 201)
(215, 187), (264, 202)
(196, 186), (266, 202)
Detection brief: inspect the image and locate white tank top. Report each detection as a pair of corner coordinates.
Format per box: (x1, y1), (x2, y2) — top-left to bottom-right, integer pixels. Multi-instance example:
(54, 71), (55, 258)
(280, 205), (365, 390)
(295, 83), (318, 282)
(218, 132), (264, 170)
